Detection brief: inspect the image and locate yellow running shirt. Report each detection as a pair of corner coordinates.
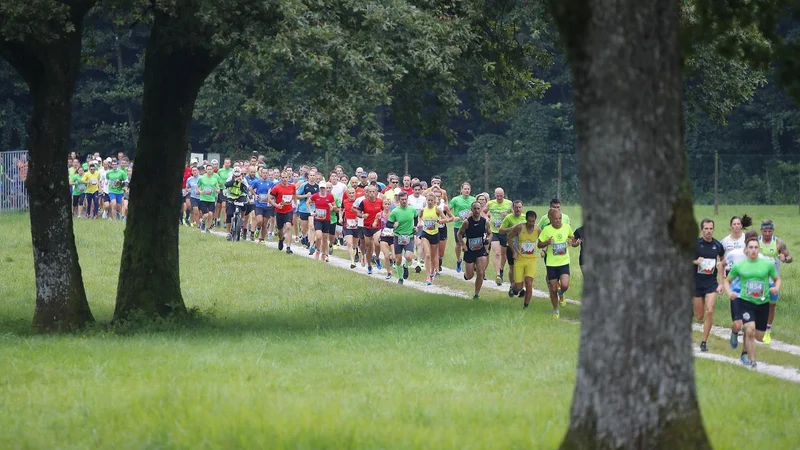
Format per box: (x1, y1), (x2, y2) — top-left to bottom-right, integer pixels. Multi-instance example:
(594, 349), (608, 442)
(538, 224), (574, 267)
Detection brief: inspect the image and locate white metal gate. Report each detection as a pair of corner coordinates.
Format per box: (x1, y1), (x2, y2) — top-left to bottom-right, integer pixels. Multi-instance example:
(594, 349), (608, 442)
(0, 150), (29, 213)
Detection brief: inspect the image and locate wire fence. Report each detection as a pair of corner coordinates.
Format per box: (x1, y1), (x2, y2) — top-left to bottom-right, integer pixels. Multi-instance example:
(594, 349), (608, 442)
(0, 150), (28, 213)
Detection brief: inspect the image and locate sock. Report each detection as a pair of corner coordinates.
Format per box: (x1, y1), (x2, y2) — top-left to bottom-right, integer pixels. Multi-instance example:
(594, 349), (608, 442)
(766, 324), (772, 331)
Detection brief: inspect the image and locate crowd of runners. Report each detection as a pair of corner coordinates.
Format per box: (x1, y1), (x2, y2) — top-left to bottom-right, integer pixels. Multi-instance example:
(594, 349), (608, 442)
(65, 152), (793, 368)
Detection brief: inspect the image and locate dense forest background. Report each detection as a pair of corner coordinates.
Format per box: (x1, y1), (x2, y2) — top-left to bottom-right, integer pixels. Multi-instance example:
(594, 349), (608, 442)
(1, 9), (798, 204)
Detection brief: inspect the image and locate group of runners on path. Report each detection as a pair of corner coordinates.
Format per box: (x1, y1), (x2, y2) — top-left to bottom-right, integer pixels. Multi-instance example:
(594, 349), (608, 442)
(694, 215), (793, 369)
(177, 158), (584, 318)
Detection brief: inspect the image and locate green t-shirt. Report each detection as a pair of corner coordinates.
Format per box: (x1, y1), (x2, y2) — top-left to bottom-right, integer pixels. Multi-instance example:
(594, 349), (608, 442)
(70, 174), (86, 196)
(217, 168), (232, 188)
(487, 199), (513, 233)
(106, 168), (128, 194)
(449, 195), (476, 228)
(330, 196), (342, 223)
(82, 163), (89, 171)
(538, 224), (574, 267)
(197, 174), (218, 202)
(500, 213), (526, 231)
(539, 213), (571, 230)
(729, 258), (777, 305)
(389, 205), (416, 236)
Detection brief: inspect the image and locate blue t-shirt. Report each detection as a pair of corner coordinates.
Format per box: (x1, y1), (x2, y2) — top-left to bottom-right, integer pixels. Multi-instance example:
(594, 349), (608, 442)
(251, 178), (276, 208)
(186, 176), (200, 200)
(296, 182), (310, 213)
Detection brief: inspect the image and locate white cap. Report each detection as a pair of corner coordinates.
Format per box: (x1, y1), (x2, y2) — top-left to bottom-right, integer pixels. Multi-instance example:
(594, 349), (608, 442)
(211, 159), (219, 164)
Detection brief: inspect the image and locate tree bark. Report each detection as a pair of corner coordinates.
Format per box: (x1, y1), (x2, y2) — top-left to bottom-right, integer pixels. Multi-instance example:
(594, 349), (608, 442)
(113, 6), (226, 321)
(551, 0), (711, 448)
(0, 1), (95, 332)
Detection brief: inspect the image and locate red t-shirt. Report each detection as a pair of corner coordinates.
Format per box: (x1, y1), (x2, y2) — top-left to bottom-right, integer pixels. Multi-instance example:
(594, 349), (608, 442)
(400, 186), (413, 195)
(309, 192), (335, 222)
(270, 183), (296, 214)
(359, 197), (383, 229)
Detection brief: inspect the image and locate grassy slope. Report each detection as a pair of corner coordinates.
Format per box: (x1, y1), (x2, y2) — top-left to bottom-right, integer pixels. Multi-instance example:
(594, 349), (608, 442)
(1, 211), (799, 449)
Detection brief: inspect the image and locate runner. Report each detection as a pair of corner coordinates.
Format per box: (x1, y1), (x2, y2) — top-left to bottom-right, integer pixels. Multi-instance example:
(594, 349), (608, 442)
(432, 186), (454, 275)
(388, 191), (417, 284)
(499, 200), (526, 295)
(758, 219), (793, 344)
(327, 180), (342, 254)
(419, 193), (445, 285)
(692, 218), (725, 352)
(268, 171), (297, 254)
(296, 170), (320, 251)
(507, 210), (540, 308)
(573, 225), (584, 275)
(457, 201), (492, 298)
(724, 233), (781, 369)
(537, 208), (576, 318)
(378, 198), (396, 277)
(106, 160), (127, 222)
(341, 187), (361, 268)
(197, 164), (220, 232)
(308, 183), (337, 261)
(486, 188), (513, 285)
(448, 182), (476, 273)
(408, 183), (427, 273)
(69, 166), (86, 217)
(81, 162), (101, 219)
(214, 159), (231, 227)
(251, 168), (276, 243)
(721, 215), (751, 348)
(185, 166), (201, 228)
(355, 185), (383, 275)
(538, 198), (571, 229)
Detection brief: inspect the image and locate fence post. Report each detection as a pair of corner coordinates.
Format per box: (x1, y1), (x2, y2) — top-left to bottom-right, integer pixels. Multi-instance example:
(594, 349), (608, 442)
(714, 151), (718, 215)
(557, 152), (562, 200)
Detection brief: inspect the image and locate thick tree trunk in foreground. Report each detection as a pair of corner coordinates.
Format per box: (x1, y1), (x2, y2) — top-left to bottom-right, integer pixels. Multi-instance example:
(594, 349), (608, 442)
(114, 7), (225, 321)
(551, 0), (710, 448)
(0, 1), (95, 332)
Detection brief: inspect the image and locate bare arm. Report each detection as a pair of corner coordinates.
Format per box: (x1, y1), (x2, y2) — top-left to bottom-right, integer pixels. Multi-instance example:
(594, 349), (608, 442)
(777, 238), (793, 263)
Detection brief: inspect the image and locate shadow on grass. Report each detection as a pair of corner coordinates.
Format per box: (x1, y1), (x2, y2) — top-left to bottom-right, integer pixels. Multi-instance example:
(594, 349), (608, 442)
(0, 291), (521, 341)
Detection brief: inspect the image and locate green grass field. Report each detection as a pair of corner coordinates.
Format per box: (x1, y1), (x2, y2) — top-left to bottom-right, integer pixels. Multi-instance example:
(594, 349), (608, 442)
(1, 206), (800, 449)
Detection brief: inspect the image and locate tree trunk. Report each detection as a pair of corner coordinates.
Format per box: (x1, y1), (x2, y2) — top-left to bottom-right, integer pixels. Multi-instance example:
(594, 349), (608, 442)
(551, 0), (711, 448)
(0, 1), (95, 332)
(113, 7), (226, 321)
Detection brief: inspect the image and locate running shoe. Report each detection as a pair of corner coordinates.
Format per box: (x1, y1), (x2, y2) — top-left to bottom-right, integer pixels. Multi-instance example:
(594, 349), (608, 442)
(558, 290), (566, 308)
(368, 266), (373, 275)
(473, 293), (479, 299)
(700, 341), (708, 352)
(361, 255), (366, 267)
(740, 352), (751, 366)
(286, 247), (293, 255)
(495, 274), (502, 286)
(278, 238), (284, 251)
(730, 331), (738, 349)
(250, 231), (255, 241)
(426, 276), (433, 286)
(524, 302), (530, 309)
(763, 330), (772, 344)
(403, 265), (409, 280)
(205, 229), (210, 234)
(508, 287), (515, 298)
(415, 265), (422, 274)
(385, 274), (391, 280)
(398, 278), (404, 285)
(518, 289), (525, 298)
(309, 246), (316, 256)
(350, 260), (356, 269)
(376, 258), (383, 270)
(314, 251), (320, 260)
(200, 222), (206, 232)
(552, 310), (559, 318)
(456, 260), (462, 273)
(750, 362), (758, 370)
(226, 234), (232, 241)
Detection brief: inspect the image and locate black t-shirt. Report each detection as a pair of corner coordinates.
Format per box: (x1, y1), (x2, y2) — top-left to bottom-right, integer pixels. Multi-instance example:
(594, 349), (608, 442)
(695, 238), (724, 287)
(302, 182), (320, 198)
(574, 226), (584, 266)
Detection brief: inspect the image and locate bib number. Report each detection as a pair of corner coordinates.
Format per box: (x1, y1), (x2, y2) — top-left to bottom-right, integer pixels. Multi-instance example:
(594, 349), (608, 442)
(697, 258), (716, 275)
(258, 194), (269, 203)
(458, 210), (470, 220)
(314, 209), (326, 219)
(521, 241), (536, 255)
(204, 188), (212, 195)
(78, 185), (86, 193)
(357, 218), (365, 227)
(281, 194), (293, 204)
(423, 219), (436, 231)
(745, 280), (765, 300)
(346, 219), (358, 230)
(381, 227), (394, 237)
(552, 242), (567, 256)
(468, 237), (483, 251)
(396, 235), (412, 245)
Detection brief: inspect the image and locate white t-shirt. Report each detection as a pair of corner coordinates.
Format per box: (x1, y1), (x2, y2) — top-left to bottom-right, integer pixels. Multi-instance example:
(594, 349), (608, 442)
(331, 182), (347, 199)
(99, 169), (110, 194)
(408, 194), (426, 213)
(721, 234), (745, 272)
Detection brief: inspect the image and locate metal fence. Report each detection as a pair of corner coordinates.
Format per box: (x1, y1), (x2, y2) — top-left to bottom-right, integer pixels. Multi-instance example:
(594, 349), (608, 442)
(0, 150), (29, 213)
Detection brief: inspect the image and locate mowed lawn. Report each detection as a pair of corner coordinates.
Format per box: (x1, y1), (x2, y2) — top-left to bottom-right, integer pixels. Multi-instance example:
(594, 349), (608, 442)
(1, 209), (800, 449)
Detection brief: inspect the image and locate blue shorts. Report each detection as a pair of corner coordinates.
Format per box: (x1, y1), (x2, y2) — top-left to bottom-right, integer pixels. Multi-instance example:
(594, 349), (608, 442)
(109, 192), (124, 203)
(731, 278), (778, 302)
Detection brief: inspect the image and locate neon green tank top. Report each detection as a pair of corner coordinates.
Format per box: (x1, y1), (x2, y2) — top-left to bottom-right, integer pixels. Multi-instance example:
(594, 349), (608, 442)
(421, 207), (439, 235)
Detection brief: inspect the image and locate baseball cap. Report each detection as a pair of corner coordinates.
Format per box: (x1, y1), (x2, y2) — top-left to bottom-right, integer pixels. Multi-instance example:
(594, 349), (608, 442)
(191, 158), (198, 165)
(211, 159), (219, 164)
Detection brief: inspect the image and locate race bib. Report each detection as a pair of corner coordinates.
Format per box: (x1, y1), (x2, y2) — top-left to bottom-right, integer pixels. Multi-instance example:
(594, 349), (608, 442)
(282, 195), (292, 204)
(113, 180), (121, 188)
(314, 209), (326, 219)
(381, 227), (394, 237)
(745, 280), (765, 300)
(181, 188), (188, 196)
(423, 219), (437, 231)
(458, 210), (470, 220)
(468, 237), (483, 251)
(90, 180), (98, 185)
(492, 218), (502, 228)
(396, 234), (412, 245)
(697, 258), (716, 275)
(77, 185), (86, 193)
(258, 194), (269, 203)
(346, 219), (358, 229)
(357, 218), (365, 227)
(521, 241), (536, 255)
(553, 242), (567, 256)
(203, 188), (212, 195)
